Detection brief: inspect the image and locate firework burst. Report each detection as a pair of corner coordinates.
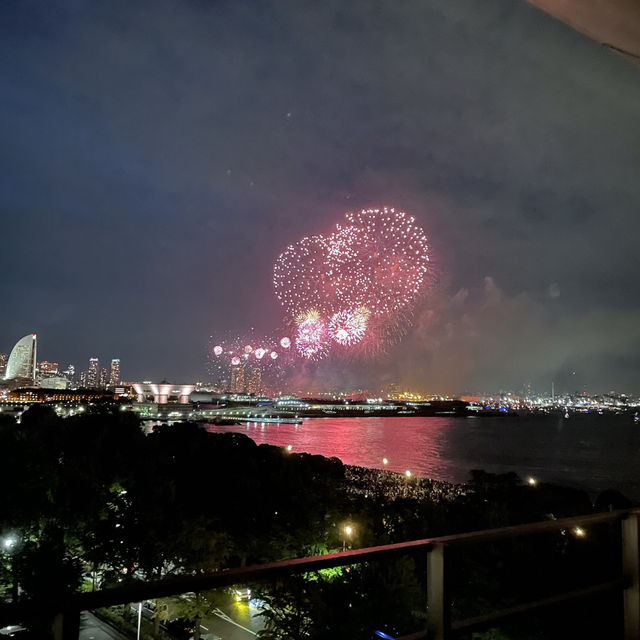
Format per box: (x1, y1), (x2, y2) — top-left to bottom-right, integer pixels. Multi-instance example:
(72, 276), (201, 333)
(272, 206), (430, 356)
(295, 312), (329, 360)
(328, 307), (370, 347)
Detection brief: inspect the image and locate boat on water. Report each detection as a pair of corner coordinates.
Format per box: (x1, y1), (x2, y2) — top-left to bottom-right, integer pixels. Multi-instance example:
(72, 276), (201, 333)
(245, 416), (303, 425)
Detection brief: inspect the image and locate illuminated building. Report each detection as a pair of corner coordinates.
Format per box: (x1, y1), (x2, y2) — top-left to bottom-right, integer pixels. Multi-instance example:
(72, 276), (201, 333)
(109, 358), (120, 386)
(40, 376), (69, 390)
(7, 387), (118, 403)
(0, 354), (7, 378)
(246, 367), (262, 396)
(63, 364), (75, 381)
(5, 334), (37, 381)
(99, 367), (108, 388)
(38, 361), (59, 376)
(231, 365), (245, 394)
(87, 358), (99, 387)
(132, 382), (195, 404)
(79, 371), (87, 387)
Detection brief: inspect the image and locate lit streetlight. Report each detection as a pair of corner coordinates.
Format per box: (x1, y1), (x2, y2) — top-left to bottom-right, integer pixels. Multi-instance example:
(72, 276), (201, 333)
(404, 470), (412, 497)
(527, 477), (537, 487)
(342, 524), (354, 551)
(382, 457), (388, 466)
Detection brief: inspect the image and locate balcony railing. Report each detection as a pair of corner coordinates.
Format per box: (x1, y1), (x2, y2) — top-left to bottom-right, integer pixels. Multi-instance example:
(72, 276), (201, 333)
(2, 508), (639, 640)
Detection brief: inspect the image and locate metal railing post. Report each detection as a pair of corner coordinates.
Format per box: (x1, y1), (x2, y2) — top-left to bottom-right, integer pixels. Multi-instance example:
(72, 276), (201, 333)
(52, 613), (64, 640)
(427, 543), (449, 640)
(623, 513), (640, 640)
(51, 610), (80, 640)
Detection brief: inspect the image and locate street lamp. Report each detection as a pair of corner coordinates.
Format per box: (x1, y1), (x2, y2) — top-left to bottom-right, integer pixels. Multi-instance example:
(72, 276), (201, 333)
(382, 457), (389, 467)
(527, 477), (537, 487)
(342, 525), (354, 551)
(2, 536), (18, 603)
(404, 470), (412, 497)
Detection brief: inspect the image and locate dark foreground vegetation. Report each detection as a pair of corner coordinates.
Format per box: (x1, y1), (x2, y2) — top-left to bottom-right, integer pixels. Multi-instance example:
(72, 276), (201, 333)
(0, 406), (633, 639)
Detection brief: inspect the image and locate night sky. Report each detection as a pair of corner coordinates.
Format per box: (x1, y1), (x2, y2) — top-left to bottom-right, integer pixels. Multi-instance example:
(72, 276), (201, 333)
(2, 0), (640, 394)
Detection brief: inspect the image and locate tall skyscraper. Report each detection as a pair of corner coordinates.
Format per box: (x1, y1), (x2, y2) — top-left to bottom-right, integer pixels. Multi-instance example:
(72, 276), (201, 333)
(246, 367), (262, 396)
(109, 359), (120, 386)
(5, 334), (37, 381)
(99, 368), (108, 388)
(231, 365), (245, 394)
(63, 364), (75, 381)
(87, 357), (99, 387)
(79, 371), (88, 387)
(0, 354), (7, 378)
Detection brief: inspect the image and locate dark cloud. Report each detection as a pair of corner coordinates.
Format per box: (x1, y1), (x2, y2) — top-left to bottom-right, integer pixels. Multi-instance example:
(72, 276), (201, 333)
(1, 0), (639, 390)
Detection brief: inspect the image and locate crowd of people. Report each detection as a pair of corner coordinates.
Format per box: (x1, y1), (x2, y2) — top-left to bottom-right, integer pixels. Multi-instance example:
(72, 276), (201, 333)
(344, 465), (469, 503)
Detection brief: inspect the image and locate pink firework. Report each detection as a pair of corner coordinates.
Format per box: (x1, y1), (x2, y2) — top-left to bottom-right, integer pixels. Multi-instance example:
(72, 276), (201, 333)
(273, 207), (429, 325)
(213, 345), (223, 356)
(328, 308), (369, 346)
(273, 235), (335, 318)
(255, 348), (266, 359)
(295, 314), (329, 359)
(339, 207), (429, 316)
(280, 336), (291, 349)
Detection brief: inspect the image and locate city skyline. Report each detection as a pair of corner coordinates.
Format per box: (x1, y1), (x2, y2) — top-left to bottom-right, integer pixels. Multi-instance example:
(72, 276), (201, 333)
(1, 1), (639, 392)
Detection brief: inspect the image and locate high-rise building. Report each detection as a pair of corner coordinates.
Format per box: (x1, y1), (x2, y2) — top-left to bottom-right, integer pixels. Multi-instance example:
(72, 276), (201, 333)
(109, 359), (120, 386)
(0, 354), (7, 378)
(79, 371), (88, 387)
(87, 357), (99, 387)
(246, 367), (262, 396)
(63, 364), (75, 381)
(231, 365), (245, 394)
(5, 334), (37, 381)
(38, 361), (59, 376)
(99, 367), (108, 388)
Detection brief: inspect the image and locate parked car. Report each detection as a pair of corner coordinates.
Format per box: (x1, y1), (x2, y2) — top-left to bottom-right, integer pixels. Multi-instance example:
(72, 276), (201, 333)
(165, 617), (196, 640)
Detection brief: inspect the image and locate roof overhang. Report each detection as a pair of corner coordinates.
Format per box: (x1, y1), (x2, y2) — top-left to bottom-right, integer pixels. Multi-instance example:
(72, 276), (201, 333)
(528, 0), (640, 66)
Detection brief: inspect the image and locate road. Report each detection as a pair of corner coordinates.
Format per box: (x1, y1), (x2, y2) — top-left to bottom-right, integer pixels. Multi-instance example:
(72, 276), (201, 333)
(98, 597), (265, 640)
(201, 599), (265, 640)
(79, 612), (130, 640)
